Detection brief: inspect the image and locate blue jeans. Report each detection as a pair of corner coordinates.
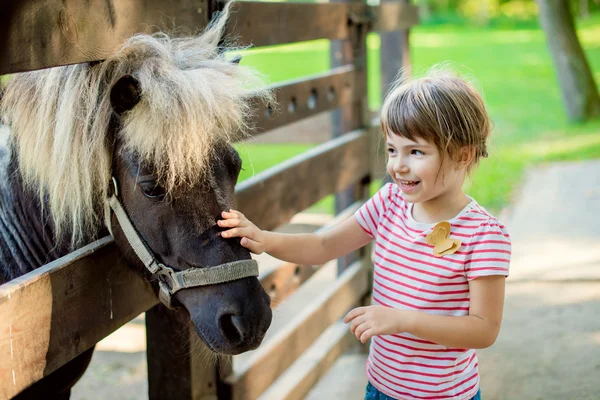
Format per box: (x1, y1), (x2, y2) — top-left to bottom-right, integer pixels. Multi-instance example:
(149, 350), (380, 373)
(365, 381), (482, 400)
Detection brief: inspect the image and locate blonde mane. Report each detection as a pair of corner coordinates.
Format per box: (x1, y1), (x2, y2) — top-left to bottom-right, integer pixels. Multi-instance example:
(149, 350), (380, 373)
(0, 5), (270, 247)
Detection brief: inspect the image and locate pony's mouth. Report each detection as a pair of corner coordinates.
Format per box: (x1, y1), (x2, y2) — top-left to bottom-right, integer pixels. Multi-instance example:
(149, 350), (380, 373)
(192, 323), (261, 355)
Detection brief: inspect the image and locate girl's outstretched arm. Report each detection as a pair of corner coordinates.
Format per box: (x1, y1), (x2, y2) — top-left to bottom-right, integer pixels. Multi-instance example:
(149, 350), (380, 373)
(344, 275), (505, 349)
(219, 209), (372, 265)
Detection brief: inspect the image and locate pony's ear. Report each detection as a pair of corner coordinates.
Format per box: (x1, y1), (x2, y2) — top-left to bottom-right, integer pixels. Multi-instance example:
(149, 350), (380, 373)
(110, 75), (142, 116)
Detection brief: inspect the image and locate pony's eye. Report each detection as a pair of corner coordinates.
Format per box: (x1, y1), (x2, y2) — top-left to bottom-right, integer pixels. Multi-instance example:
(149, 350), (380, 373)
(139, 182), (166, 200)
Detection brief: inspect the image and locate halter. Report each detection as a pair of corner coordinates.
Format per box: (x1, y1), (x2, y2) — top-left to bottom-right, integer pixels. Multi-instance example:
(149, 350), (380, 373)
(104, 177), (259, 309)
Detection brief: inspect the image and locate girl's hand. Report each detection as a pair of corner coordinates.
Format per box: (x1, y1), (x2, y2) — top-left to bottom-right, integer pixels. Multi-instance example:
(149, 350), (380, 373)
(218, 209), (267, 254)
(343, 305), (412, 343)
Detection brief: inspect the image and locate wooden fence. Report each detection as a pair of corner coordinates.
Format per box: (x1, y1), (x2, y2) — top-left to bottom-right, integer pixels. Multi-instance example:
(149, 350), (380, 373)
(0, 1), (417, 399)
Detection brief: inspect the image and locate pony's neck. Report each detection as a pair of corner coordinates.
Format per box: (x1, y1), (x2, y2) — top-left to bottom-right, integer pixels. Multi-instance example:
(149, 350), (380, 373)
(0, 146), (75, 283)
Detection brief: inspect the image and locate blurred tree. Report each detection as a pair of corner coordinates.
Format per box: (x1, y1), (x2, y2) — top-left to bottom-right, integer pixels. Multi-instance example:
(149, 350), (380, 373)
(537, 0), (600, 121)
(581, 0), (589, 17)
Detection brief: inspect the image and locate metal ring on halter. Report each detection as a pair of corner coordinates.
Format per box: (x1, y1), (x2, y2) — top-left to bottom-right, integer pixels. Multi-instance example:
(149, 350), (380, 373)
(108, 176), (119, 197)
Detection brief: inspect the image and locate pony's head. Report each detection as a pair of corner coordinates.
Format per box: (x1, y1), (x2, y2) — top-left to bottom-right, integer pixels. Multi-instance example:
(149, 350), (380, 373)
(0, 6), (273, 354)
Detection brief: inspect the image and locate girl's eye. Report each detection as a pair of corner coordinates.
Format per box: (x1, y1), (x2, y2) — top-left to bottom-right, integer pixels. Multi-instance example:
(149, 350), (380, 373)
(387, 148), (396, 155)
(411, 149), (425, 156)
(139, 181), (166, 200)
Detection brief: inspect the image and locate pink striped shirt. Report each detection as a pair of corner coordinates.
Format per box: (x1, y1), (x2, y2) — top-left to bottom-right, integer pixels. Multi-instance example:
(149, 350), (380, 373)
(355, 183), (511, 400)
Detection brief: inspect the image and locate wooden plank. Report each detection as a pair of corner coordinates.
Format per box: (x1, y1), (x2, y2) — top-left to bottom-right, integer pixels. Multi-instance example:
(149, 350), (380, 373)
(223, 260), (369, 400)
(372, 2), (420, 32)
(259, 202), (362, 306)
(379, 0), (414, 102)
(251, 66), (358, 135)
(0, 0), (211, 75)
(146, 304), (218, 400)
(331, 0), (370, 274)
(235, 130), (369, 231)
(222, 2), (349, 47)
(378, 0), (413, 189)
(258, 321), (355, 400)
(0, 237), (156, 399)
(0, 1), (352, 75)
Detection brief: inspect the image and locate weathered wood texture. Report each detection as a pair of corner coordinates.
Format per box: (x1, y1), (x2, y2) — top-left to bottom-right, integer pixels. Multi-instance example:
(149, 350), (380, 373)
(223, 2), (349, 47)
(146, 305), (219, 400)
(379, 0), (415, 108)
(224, 260), (370, 400)
(258, 321), (356, 400)
(251, 66), (359, 135)
(0, 237), (156, 399)
(0, 0), (349, 75)
(0, 1), (419, 76)
(331, 0), (371, 274)
(235, 130), (369, 232)
(0, 0), (211, 75)
(374, 2), (419, 32)
(259, 202), (361, 306)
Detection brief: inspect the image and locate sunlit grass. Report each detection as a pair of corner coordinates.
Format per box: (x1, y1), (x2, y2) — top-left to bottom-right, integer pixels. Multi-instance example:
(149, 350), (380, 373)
(234, 143), (314, 183)
(238, 39), (330, 84)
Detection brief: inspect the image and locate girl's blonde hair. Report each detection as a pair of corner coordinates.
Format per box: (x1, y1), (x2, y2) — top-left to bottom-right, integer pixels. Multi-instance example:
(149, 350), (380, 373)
(380, 65), (491, 173)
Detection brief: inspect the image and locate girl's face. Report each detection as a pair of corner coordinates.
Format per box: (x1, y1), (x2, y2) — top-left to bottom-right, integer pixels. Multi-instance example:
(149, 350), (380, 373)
(386, 134), (466, 206)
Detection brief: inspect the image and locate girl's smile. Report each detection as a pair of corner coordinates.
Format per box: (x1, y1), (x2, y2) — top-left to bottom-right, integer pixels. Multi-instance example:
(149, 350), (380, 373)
(397, 179), (421, 193)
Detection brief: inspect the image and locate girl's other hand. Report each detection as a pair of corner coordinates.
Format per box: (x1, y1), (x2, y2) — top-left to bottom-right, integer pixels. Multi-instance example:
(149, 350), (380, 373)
(343, 305), (412, 343)
(218, 209), (267, 254)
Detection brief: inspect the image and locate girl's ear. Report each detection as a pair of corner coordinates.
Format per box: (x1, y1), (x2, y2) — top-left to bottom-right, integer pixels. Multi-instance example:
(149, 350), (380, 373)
(457, 146), (476, 168)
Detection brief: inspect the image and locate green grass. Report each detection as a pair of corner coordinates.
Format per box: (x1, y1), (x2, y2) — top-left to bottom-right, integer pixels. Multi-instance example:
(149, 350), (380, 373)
(238, 16), (600, 214)
(234, 143), (314, 183)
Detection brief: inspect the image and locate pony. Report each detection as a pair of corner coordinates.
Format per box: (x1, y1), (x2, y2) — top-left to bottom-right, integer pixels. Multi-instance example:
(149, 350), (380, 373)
(0, 5), (273, 398)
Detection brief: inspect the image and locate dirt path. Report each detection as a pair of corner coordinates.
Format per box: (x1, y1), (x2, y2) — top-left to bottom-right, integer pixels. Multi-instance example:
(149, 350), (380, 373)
(475, 160), (600, 400)
(478, 281), (600, 400)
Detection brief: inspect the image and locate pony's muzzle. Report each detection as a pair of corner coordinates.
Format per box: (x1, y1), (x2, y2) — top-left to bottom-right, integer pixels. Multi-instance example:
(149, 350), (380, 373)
(177, 276), (272, 354)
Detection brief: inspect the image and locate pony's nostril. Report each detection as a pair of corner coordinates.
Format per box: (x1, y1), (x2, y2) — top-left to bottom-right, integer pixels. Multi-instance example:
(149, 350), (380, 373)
(218, 313), (243, 344)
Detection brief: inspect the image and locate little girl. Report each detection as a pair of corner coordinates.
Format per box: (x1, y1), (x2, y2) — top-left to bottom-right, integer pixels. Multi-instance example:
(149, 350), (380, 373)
(218, 67), (510, 400)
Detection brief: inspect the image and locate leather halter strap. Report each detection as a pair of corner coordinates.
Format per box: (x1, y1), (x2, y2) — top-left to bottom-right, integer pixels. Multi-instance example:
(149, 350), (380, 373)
(104, 177), (258, 309)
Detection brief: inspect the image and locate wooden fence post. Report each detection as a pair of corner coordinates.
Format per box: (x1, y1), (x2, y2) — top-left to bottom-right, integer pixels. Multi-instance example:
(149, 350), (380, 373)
(380, 0), (412, 99)
(330, 0), (370, 275)
(379, 0), (412, 187)
(146, 305), (219, 400)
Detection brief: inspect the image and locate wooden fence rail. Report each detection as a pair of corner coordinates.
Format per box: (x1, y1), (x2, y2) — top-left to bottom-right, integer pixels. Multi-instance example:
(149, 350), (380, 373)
(0, 1), (417, 76)
(0, 238), (156, 398)
(251, 65), (359, 134)
(0, 0), (417, 398)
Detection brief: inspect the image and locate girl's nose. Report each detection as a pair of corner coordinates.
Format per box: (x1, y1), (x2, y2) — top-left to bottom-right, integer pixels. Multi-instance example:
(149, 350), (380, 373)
(393, 158), (409, 174)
